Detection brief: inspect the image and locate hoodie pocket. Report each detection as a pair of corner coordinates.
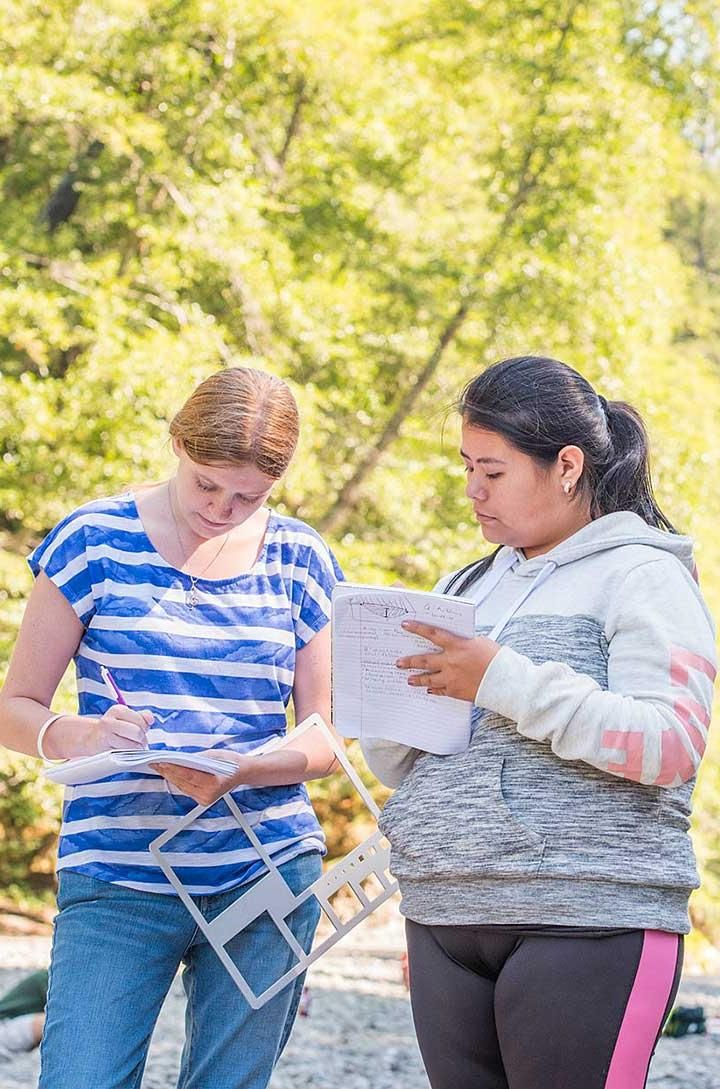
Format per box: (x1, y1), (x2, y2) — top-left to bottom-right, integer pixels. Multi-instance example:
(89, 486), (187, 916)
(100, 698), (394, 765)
(379, 755), (546, 879)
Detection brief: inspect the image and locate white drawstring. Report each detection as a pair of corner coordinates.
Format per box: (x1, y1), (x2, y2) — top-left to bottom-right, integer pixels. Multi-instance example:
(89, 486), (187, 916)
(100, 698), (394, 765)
(466, 550), (519, 612)
(487, 561), (557, 641)
(462, 551), (558, 641)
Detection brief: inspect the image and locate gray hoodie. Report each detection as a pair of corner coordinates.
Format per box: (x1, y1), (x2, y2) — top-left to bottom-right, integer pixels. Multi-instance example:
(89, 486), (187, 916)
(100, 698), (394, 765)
(363, 513), (717, 933)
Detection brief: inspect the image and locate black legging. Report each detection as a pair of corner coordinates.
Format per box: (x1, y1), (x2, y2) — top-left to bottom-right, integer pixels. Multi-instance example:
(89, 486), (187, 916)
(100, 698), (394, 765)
(405, 920), (682, 1089)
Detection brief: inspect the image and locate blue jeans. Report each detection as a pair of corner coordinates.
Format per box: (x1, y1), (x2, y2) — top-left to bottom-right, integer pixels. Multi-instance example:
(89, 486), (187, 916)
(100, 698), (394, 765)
(39, 852), (322, 1089)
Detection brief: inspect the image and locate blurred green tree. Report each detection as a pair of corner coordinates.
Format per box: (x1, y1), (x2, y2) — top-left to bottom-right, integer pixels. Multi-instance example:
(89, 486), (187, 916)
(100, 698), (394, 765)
(0, 0), (719, 938)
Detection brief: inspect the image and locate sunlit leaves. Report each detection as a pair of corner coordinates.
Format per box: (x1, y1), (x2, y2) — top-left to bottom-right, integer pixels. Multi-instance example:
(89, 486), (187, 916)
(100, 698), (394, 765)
(1, 0), (720, 908)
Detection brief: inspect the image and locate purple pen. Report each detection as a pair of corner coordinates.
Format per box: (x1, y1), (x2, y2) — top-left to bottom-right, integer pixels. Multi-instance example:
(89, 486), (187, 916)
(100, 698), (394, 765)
(100, 665), (128, 706)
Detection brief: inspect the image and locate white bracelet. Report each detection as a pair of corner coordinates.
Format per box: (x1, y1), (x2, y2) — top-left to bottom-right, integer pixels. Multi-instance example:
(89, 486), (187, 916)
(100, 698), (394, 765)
(37, 713), (68, 762)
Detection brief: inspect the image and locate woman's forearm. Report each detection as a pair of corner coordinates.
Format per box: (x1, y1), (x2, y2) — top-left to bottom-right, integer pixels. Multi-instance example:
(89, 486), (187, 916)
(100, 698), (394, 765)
(0, 695), (89, 759)
(234, 721), (339, 788)
(0, 695), (150, 761)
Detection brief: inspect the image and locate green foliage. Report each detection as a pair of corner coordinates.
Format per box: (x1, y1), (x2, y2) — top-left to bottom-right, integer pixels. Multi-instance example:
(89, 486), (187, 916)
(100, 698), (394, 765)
(0, 550), (76, 902)
(692, 728), (720, 944)
(0, 0), (719, 929)
(0, 753), (60, 892)
(308, 742), (391, 861)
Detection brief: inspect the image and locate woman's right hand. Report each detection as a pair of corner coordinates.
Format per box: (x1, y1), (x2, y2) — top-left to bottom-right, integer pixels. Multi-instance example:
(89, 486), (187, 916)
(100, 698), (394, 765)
(43, 707), (154, 760)
(94, 705), (154, 752)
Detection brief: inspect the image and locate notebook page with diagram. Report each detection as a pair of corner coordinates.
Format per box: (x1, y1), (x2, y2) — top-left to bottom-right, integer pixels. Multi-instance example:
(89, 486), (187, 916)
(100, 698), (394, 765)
(331, 584), (475, 755)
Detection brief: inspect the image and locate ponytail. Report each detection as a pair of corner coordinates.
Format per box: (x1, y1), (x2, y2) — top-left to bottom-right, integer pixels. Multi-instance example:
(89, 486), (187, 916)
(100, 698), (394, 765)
(594, 402), (676, 531)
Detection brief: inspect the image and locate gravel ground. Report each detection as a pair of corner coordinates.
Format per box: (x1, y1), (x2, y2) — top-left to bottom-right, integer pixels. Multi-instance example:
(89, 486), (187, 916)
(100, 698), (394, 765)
(1, 907), (719, 1089)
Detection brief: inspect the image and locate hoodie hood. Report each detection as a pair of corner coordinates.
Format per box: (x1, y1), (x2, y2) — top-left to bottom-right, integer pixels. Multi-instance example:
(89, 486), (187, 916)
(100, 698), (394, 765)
(464, 512), (701, 643)
(498, 512), (696, 578)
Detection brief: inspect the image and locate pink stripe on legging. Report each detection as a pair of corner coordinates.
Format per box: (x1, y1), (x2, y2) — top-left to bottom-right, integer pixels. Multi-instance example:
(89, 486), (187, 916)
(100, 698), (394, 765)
(605, 930), (680, 1089)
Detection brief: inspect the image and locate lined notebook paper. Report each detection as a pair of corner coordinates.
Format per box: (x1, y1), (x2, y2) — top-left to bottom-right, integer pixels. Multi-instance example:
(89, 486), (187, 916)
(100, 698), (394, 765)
(331, 584), (475, 755)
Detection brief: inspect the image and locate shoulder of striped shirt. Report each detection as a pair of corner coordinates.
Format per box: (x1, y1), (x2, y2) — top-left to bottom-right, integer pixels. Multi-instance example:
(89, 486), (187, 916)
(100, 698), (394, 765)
(45, 494), (138, 543)
(261, 512), (341, 571)
(35, 495), (141, 563)
(270, 512), (331, 545)
(65, 492), (136, 520)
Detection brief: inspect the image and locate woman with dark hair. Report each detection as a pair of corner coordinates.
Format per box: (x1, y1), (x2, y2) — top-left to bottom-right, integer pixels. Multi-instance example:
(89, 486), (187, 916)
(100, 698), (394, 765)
(362, 356), (716, 1089)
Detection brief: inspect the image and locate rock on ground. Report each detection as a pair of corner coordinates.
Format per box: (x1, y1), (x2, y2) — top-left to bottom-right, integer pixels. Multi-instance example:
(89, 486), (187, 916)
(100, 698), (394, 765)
(0, 909), (719, 1089)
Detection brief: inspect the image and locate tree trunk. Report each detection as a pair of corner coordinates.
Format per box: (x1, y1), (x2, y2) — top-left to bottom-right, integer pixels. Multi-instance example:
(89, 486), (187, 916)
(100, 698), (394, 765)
(317, 1), (583, 536)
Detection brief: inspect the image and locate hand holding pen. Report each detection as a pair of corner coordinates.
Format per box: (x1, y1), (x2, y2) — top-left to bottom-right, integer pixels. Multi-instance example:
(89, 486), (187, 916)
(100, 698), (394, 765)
(97, 667), (153, 752)
(34, 669), (154, 762)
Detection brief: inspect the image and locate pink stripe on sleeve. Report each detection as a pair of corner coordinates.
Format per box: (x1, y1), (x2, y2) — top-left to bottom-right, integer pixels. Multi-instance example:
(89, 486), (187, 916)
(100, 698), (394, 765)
(605, 930), (680, 1089)
(669, 647), (716, 687)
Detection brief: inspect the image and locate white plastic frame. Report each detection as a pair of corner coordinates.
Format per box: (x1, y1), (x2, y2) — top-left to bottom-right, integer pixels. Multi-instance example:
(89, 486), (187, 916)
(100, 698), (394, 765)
(149, 714), (398, 1009)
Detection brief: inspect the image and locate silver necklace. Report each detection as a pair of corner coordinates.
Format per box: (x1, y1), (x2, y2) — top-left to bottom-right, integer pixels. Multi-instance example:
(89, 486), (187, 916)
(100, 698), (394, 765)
(167, 483), (231, 607)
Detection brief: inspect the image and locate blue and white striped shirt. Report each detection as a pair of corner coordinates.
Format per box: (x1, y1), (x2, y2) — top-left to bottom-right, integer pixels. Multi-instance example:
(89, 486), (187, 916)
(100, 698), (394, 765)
(29, 493), (343, 895)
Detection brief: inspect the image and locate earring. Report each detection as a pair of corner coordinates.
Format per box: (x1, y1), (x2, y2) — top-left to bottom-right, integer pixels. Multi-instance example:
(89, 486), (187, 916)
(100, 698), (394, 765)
(563, 481), (574, 495)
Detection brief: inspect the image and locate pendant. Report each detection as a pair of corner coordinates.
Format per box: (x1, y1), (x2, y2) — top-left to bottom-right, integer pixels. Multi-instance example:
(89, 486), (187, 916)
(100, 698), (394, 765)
(186, 584), (199, 608)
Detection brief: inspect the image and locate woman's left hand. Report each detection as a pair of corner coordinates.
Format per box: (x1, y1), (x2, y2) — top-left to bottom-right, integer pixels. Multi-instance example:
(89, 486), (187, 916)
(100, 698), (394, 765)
(151, 752), (254, 806)
(396, 622), (502, 701)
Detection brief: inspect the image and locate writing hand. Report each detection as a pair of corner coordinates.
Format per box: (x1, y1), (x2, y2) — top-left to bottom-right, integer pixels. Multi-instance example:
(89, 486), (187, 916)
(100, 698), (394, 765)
(396, 621), (501, 702)
(94, 706), (153, 752)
